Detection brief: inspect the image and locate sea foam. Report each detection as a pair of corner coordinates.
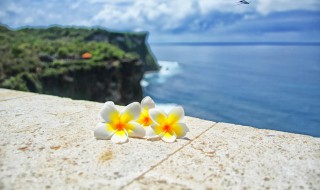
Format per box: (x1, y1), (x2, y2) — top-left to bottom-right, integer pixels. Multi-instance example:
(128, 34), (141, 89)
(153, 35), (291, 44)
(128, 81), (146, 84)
(140, 60), (181, 87)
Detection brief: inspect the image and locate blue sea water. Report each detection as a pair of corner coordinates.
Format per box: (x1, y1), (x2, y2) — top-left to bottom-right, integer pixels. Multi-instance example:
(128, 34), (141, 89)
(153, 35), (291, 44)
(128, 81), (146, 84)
(142, 44), (320, 137)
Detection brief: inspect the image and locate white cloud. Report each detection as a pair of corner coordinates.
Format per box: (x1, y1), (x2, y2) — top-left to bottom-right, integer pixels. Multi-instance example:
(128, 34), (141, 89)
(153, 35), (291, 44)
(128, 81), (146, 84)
(198, 0), (320, 15)
(256, 0), (320, 15)
(21, 17), (34, 25)
(93, 0), (199, 31)
(198, 0), (254, 14)
(0, 0), (319, 41)
(70, 2), (81, 10)
(91, 0), (320, 32)
(7, 2), (23, 13)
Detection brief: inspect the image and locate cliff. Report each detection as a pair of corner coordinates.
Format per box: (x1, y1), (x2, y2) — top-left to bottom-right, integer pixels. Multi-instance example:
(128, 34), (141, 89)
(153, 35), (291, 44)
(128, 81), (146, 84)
(84, 29), (159, 71)
(0, 25), (159, 104)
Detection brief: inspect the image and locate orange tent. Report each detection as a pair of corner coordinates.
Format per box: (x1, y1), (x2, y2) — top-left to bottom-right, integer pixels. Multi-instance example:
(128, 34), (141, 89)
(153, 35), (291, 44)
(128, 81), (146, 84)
(82, 52), (92, 59)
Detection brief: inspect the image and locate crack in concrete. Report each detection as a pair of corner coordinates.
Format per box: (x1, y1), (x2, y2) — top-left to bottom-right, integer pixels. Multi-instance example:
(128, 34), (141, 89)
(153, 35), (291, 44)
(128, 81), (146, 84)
(120, 122), (219, 189)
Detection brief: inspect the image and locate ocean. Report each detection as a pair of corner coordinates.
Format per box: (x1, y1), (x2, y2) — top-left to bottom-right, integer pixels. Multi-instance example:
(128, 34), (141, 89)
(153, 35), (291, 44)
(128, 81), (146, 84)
(142, 44), (320, 137)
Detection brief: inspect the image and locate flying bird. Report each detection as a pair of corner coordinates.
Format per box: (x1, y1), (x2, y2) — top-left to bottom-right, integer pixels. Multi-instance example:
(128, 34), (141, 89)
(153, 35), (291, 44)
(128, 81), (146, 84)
(238, 0), (250, 4)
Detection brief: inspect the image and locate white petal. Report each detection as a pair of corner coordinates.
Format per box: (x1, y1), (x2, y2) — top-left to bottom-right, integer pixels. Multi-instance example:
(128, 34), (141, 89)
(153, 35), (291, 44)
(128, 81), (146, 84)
(94, 122), (115, 140)
(161, 130), (177, 143)
(120, 102), (141, 123)
(111, 130), (128, 144)
(141, 96), (155, 110)
(172, 122), (189, 138)
(149, 108), (167, 126)
(100, 101), (119, 123)
(127, 122), (146, 138)
(144, 125), (159, 139)
(167, 106), (184, 124)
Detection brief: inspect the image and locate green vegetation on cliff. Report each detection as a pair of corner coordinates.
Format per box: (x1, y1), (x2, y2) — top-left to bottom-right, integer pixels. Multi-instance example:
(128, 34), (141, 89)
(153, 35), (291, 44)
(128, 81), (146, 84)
(0, 25), (158, 104)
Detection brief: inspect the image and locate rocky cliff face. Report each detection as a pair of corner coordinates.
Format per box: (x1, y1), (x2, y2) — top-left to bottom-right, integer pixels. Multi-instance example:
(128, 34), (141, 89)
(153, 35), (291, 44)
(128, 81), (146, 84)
(84, 29), (159, 71)
(40, 59), (143, 105)
(0, 25), (158, 104)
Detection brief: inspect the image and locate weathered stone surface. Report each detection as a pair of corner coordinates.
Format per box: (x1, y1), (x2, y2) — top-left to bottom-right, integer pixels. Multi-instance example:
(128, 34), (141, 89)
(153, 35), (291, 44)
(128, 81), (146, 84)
(0, 89), (319, 190)
(0, 89), (214, 189)
(125, 123), (320, 190)
(0, 88), (35, 101)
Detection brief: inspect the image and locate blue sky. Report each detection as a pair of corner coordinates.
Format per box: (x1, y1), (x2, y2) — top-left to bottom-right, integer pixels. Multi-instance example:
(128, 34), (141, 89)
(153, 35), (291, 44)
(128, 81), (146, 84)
(0, 0), (319, 42)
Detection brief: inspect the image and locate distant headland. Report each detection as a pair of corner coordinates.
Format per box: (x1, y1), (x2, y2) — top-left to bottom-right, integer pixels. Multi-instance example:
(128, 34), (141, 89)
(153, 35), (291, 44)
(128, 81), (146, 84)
(0, 25), (159, 105)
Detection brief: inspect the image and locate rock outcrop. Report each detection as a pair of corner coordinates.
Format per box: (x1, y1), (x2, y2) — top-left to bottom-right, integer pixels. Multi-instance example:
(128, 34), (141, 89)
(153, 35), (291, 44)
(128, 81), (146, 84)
(84, 29), (159, 71)
(0, 25), (159, 104)
(40, 59), (143, 105)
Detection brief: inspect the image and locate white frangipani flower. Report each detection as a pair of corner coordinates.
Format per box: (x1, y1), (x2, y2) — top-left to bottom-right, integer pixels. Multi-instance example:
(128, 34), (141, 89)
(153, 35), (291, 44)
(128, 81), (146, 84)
(149, 106), (189, 143)
(136, 96), (158, 139)
(94, 101), (145, 144)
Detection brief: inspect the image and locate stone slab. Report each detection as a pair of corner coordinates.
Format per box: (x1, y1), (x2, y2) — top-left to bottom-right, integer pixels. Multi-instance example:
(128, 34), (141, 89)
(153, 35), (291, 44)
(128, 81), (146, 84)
(0, 89), (36, 101)
(0, 89), (215, 189)
(125, 123), (320, 190)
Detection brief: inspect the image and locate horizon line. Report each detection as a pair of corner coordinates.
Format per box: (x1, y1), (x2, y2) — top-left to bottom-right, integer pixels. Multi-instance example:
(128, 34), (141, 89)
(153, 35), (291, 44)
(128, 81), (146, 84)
(150, 42), (320, 46)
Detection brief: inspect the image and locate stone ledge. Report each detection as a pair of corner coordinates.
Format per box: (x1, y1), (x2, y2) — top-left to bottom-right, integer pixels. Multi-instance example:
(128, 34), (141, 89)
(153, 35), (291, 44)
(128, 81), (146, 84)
(125, 123), (320, 189)
(0, 89), (319, 190)
(0, 88), (36, 101)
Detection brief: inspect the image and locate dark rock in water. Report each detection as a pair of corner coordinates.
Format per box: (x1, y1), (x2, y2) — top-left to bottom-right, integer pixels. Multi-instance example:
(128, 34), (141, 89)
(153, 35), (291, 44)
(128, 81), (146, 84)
(0, 25), (159, 105)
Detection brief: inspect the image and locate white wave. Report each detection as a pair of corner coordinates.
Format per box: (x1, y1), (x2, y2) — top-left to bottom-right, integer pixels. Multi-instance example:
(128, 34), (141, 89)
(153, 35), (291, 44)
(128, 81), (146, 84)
(140, 79), (149, 87)
(158, 60), (180, 76)
(143, 60), (181, 84)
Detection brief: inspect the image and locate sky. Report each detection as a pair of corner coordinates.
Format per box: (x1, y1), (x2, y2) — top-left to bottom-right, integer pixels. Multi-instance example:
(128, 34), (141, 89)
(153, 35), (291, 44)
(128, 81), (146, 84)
(0, 0), (319, 42)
